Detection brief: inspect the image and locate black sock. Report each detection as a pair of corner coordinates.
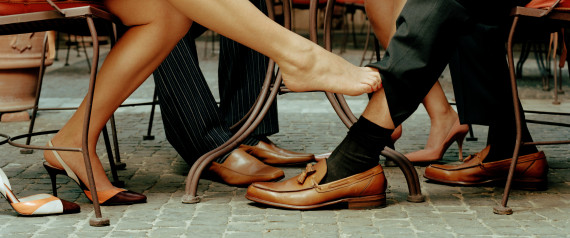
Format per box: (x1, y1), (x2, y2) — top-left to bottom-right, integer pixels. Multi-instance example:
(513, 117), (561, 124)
(321, 117), (393, 184)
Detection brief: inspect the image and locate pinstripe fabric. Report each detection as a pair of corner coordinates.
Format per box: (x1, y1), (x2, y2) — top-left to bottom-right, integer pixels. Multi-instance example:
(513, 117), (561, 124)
(153, 0), (278, 165)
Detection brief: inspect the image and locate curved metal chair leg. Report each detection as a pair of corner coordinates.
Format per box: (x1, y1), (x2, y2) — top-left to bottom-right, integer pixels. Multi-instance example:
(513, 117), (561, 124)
(182, 62), (280, 204)
(381, 148), (425, 202)
(182, 0), (292, 204)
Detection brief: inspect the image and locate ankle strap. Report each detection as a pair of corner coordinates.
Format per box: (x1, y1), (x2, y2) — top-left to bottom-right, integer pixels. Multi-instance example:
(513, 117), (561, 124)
(48, 141), (80, 184)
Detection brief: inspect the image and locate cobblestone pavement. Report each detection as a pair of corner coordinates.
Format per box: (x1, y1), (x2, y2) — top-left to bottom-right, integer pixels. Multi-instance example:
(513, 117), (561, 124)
(0, 37), (569, 238)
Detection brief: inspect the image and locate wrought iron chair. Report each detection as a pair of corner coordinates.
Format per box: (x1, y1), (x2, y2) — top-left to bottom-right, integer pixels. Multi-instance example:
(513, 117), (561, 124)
(181, 0), (425, 206)
(0, 0), (120, 226)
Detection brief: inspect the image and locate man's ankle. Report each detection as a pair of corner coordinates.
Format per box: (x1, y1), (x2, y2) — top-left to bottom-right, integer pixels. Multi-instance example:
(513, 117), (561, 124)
(321, 117), (393, 184)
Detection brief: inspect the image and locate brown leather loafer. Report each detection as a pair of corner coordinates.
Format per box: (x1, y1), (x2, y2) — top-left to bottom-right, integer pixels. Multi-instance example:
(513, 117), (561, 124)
(245, 160), (387, 210)
(424, 146), (548, 190)
(240, 139), (315, 166)
(208, 148), (284, 186)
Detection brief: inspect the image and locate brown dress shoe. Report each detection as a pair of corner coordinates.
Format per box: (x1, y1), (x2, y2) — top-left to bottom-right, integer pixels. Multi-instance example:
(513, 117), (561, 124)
(207, 148), (284, 186)
(239, 139), (315, 166)
(424, 146), (548, 190)
(245, 160), (387, 210)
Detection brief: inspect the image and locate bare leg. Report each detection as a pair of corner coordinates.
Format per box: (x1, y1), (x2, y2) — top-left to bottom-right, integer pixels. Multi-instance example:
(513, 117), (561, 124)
(419, 83), (463, 150)
(165, 0), (381, 96)
(365, 0), (405, 48)
(44, 0), (191, 191)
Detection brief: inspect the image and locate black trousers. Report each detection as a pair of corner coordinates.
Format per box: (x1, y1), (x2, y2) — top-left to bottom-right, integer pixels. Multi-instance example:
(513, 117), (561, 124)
(367, 0), (524, 123)
(367, 0), (535, 153)
(153, 0), (278, 165)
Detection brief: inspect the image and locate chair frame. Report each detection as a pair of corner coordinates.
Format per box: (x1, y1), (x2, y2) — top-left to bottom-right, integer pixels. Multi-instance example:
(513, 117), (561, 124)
(1, 3), (119, 226)
(181, 0), (425, 205)
(495, 4), (570, 215)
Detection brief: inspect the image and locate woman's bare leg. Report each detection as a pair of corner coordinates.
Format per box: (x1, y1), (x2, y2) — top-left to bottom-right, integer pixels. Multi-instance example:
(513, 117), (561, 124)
(44, 0), (191, 191)
(417, 83), (462, 150)
(165, 0), (381, 96)
(366, 0), (463, 154)
(365, 0), (404, 48)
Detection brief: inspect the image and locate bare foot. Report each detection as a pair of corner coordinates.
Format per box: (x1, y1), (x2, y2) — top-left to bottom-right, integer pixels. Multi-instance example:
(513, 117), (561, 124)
(44, 137), (116, 192)
(278, 43), (382, 96)
(423, 109), (461, 150)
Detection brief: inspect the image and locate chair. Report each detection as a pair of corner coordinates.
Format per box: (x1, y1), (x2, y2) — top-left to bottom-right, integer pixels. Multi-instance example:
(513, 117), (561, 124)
(181, 0), (425, 206)
(495, 0), (570, 215)
(335, 0), (365, 52)
(0, 0), (120, 226)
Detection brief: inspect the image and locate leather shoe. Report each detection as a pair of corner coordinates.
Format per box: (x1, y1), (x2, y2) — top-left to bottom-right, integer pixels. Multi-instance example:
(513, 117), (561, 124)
(424, 146), (548, 190)
(245, 160), (387, 209)
(240, 138), (315, 165)
(208, 148), (284, 186)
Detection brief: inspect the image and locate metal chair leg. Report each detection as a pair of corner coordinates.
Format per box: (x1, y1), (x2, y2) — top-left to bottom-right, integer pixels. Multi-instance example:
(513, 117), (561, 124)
(84, 17), (109, 227)
(494, 15), (521, 216)
(80, 36), (92, 73)
(466, 124), (478, 141)
(102, 125), (124, 188)
(143, 88), (158, 140)
(64, 33), (72, 66)
(183, 61), (279, 204)
(20, 33), (50, 155)
(109, 115), (126, 170)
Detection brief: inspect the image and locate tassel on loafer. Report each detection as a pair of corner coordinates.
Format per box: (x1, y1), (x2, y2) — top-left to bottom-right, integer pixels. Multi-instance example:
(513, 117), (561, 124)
(246, 160), (387, 210)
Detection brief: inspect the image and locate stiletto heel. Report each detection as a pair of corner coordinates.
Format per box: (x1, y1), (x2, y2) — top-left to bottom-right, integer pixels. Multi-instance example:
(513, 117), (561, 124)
(404, 119), (469, 163)
(44, 163), (60, 196)
(44, 141), (146, 206)
(455, 130), (466, 162)
(0, 167), (80, 216)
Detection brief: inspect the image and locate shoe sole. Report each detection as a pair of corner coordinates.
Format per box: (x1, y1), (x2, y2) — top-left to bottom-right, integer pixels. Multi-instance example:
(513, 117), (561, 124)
(245, 194), (386, 210)
(204, 171), (285, 187)
(423, 174), (548, 191)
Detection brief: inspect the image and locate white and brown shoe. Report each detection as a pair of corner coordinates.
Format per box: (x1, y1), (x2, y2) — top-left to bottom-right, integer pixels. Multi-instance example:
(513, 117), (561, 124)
(0, 167), (80, 216)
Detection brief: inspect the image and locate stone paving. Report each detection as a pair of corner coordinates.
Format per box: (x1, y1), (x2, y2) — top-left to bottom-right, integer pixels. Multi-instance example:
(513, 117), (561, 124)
(0, 35), (569, 237)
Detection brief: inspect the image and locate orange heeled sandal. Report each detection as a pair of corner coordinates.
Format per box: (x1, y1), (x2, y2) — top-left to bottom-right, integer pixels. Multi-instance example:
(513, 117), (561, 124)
(404, 119), (469, 163)
(44, 141), (146, 206)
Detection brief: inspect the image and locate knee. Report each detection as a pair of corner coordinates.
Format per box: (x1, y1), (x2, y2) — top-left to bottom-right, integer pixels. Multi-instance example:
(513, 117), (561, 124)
(104, 0), (190, 28)
(155, 11), (192, 38)
(105, 0), (190, 38)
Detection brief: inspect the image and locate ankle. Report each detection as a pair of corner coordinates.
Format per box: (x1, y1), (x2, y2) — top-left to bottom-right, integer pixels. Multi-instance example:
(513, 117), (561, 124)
(321, 117), (392, 184)
(431, 108), (458, 125)
(50, 131), (82, 149)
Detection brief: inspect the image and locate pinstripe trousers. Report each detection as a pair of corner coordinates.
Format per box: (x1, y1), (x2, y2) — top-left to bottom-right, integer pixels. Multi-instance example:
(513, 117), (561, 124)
(153, 0), (278, 165)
